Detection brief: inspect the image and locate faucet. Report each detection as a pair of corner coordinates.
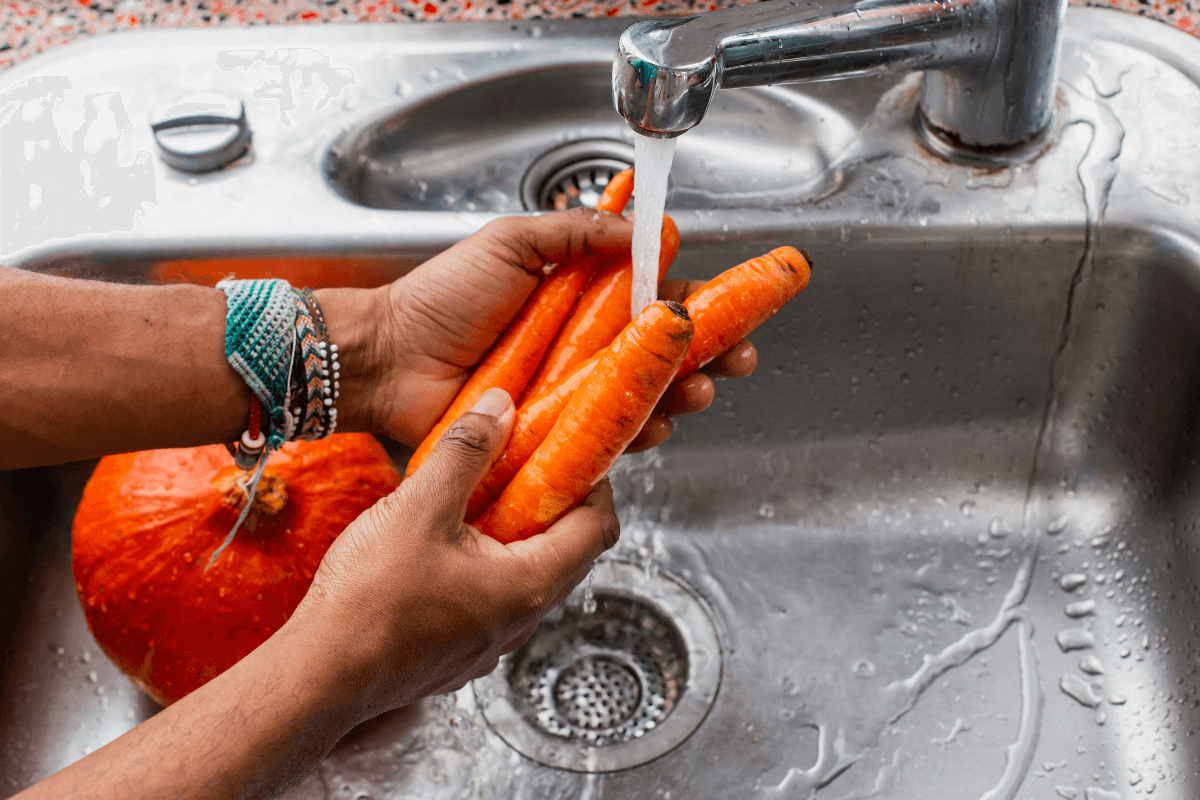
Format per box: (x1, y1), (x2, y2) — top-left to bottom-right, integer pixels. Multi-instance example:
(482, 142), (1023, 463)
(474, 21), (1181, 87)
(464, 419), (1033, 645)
(612, 0), (1067, 161)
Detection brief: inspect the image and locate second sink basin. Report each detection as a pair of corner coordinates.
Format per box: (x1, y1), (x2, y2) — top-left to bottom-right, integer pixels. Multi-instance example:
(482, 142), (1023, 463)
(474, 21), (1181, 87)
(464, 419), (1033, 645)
(324, 63), (866, 212)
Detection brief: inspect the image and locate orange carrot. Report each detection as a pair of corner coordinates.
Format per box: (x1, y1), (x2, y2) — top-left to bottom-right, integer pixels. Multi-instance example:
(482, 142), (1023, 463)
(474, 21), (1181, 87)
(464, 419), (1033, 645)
(596, 168), (635, 214)
(404, 259), (593, 478)
(473, 301), (694, 543)
(464, 247), (813, 515)
(404, 171), (637, 478)
(463, 352), (600, 520)
(522, 215), (680, 400)
(679, 246), (811, 375)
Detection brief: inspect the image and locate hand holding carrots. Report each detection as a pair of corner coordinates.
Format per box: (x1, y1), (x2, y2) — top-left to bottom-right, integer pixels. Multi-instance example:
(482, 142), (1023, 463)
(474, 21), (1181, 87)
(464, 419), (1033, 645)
(400, 167), (811, 542)
(361, 186), (752, 455)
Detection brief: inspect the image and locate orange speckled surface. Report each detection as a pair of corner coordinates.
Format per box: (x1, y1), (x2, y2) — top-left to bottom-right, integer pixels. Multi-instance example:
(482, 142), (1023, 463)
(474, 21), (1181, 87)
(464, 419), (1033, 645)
(0, 0), (1194, 73)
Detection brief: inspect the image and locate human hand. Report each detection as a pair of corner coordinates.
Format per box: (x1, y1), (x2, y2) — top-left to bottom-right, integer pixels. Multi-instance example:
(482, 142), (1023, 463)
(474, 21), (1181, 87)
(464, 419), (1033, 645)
(318, 208), (757, 451)
(291, 388), (619, 721)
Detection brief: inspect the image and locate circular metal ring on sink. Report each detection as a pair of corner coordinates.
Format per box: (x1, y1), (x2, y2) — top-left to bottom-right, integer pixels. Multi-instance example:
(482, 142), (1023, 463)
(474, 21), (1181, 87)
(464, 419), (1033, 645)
(473, 558), (723, 773)
(521, 140), (637, 211)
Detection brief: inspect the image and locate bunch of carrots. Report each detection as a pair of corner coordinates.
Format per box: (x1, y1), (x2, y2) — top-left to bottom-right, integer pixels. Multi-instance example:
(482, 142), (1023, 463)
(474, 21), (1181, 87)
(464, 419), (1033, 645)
(405, 169), (812, 543)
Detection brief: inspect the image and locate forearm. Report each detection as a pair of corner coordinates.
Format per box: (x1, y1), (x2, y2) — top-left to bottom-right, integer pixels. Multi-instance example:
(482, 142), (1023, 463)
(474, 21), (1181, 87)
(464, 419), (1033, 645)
(0, 267), (380, 469)
(0, 267), (246, 468)
(15, 619), (364, 800)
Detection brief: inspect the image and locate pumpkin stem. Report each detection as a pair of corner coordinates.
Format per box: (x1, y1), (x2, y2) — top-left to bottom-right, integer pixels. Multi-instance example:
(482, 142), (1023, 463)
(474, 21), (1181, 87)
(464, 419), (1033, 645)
(218, 472), (288, 517)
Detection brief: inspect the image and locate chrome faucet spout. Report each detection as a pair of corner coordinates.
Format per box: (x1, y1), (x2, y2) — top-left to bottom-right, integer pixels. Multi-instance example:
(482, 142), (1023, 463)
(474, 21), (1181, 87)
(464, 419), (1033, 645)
(613, 0), (1066, 159)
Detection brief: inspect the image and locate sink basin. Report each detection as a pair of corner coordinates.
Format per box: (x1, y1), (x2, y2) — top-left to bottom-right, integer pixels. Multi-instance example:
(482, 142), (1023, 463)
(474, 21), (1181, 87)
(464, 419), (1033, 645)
(323, 63), (866, 211)
(6, 9), (1200, 799)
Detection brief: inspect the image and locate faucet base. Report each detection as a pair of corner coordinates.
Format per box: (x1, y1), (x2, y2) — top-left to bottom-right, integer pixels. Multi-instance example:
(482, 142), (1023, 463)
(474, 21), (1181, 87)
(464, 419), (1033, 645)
(914, 99), (1060, 167)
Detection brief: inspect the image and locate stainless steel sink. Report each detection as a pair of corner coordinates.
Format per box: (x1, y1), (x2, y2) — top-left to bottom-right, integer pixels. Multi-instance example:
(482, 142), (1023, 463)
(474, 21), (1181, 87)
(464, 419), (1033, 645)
(6, 9), (1200, 799)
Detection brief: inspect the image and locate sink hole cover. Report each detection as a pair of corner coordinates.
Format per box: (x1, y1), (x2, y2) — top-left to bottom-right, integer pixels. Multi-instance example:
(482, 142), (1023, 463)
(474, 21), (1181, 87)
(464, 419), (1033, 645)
(473, 559), (722, 773)
(555, 655), (643, 731)
(520, 140), (638, 212)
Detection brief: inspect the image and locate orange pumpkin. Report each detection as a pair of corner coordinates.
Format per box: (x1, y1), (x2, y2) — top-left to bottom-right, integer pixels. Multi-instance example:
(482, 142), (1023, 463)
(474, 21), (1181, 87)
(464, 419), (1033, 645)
(71, 434), (401, 706)
(150, 257), (406, 289)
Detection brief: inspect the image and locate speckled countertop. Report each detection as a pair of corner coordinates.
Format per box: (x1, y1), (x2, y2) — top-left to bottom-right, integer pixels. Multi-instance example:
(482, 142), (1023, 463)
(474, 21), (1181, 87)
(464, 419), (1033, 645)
(0, 0), (1195, 73)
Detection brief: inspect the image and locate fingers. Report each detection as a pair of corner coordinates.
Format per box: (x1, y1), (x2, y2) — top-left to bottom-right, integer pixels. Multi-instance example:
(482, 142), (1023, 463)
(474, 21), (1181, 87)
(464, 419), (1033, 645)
(625, 413), (673, 454)
(658, 278), (704, 304)
(403, 388), (514, 536)
(656, 374), (714, 418)
(505, 479), (619, 594)
(630, 340), (755, 451)
(705, 339), (757, 378)
(477, 209), (634, 275)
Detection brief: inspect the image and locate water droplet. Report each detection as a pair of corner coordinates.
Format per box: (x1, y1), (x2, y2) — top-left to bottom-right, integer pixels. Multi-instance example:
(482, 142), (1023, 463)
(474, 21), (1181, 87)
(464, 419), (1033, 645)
(87, 671), (98, 683)
(1085, 788), (1123, 800)
(1055, 787), (1078, 799)
(1079, 654), (1104, 675)
(1065, 598), (1096, 618)
(1060, 674), (1102, 707)
(853, 659), (875, 678)
(1056, 626), (1095, 652)
(988, 517), (1007, 537)
(1047, 515), (1070, 534)
(1109, 694), (1126, 705)
(758, 503), (776, 519)
(960, 500), (976, 518)
(1059, 573), (1088, 591)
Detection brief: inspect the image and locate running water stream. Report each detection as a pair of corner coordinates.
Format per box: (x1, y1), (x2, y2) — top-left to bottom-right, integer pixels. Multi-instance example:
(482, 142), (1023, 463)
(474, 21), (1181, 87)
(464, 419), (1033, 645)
(630, 134), (678, 317)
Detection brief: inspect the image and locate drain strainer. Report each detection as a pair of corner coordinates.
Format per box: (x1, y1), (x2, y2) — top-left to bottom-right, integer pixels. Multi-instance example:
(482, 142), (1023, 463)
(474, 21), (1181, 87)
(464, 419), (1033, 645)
(473, 559), (722, 772)
(520, 140), (636, 211)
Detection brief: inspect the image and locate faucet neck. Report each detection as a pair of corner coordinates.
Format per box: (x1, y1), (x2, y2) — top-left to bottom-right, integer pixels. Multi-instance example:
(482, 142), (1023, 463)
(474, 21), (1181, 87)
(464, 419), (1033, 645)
(614, 0), (1066, 157)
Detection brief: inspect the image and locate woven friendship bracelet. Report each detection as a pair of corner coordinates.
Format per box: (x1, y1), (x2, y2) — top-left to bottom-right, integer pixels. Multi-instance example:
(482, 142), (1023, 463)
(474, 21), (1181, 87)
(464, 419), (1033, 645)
(217, 278), (298, 449)
(292, 292), (329, 441)
(210, 280), (341, 568)
(300, 287), (340, 437)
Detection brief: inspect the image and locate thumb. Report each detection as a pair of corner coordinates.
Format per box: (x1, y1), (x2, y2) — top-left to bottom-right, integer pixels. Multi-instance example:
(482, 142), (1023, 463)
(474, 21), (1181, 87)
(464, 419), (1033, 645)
(404, 388), (514, 536)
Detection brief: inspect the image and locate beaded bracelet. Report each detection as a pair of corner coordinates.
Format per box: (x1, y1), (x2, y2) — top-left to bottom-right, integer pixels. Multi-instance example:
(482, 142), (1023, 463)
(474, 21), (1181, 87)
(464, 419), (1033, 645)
(300, 287), (340, 438)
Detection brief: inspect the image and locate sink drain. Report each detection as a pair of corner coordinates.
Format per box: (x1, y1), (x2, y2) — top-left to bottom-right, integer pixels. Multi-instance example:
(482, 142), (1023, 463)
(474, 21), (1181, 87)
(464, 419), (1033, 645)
(520, 140), (635, 211)
(513, 593), (684, 747)
(473, 559), (722, 772)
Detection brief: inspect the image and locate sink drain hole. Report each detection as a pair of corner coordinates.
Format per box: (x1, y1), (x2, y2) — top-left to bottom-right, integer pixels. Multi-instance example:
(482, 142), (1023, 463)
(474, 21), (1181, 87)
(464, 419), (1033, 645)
(474, 559), (722, 772)
(511, 594), (685, 746)
(521, 140), (636, 211)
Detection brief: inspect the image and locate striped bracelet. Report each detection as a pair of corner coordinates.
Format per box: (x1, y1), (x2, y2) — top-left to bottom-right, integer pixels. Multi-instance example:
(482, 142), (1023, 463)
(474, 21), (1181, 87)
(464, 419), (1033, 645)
(210, 278), (342, 567)
(217, 278), (341, 470)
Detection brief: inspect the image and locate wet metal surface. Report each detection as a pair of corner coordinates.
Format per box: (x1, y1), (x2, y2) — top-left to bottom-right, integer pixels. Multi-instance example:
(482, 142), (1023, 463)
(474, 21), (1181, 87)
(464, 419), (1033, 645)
(5, 9), (1200, 799)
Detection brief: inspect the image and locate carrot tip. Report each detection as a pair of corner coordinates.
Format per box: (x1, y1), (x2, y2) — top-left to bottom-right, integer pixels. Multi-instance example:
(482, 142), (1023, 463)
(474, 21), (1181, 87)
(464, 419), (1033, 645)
(796, 248), (814, 270)
(663, 299), (690, 320)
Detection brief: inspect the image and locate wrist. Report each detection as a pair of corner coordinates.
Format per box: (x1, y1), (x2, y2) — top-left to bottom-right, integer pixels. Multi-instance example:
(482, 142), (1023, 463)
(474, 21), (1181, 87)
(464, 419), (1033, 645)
(312, 287), (388, 436)
(264, 605), (378, 728)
